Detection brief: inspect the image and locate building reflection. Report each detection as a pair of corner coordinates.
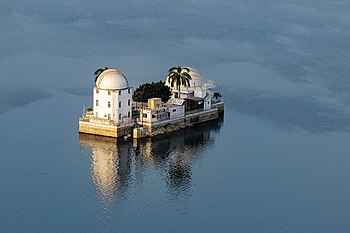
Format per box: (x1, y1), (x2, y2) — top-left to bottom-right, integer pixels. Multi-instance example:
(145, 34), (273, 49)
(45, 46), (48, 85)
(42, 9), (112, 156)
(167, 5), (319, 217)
(79, 116), (223, 201)
(133, 117), (223, 197)
(79, 134), (131, 202)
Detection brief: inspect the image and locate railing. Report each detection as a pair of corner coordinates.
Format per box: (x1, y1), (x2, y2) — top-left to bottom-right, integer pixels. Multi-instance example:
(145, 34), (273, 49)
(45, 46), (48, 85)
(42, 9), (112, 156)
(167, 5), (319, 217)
(203, 80), (216, 88)
(141, 104), (169, 111)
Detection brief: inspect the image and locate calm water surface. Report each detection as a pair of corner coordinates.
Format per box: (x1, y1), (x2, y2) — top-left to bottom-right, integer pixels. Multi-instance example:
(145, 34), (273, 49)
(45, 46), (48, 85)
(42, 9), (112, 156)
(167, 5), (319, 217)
(0, 93), (349, 232)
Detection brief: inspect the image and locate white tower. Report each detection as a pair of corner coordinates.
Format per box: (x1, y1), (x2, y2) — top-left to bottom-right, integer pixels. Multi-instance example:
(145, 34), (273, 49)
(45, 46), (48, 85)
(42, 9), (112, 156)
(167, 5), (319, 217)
(93, 68), (132, 124)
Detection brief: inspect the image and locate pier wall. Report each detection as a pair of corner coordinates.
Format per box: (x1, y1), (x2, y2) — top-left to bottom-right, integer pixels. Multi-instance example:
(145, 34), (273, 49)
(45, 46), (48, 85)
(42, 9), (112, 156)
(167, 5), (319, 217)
(79, 121), (133, 138)
(142, 108), (219, 137)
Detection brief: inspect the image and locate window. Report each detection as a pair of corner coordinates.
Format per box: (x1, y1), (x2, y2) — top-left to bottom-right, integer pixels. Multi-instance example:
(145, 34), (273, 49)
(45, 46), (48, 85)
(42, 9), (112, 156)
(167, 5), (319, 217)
(119, 114), (121, 120)
(96, 100), (99, 106)
(128, 89), (130, 94)
(108, 91), (111, 95)
(128, 99), (130, 106)
(108, 114), (111, 120)
(108, 101), (111, 108)
(143, 113), (147, 118)
(96, 89), (99, 94)
(172, 109), (176, 112)
(119, 91), (121, 95)
(128, 111), (130, 118)
(119, 101), (121, 108)
(152, 114), (156, 118)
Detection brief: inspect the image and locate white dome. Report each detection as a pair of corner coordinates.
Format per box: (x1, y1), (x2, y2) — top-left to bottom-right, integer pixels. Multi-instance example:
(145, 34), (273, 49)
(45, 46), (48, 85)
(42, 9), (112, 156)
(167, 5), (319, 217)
(96, 69), (129, 90)
(187, 67), (204, 87)
(166, 67), (204, 88)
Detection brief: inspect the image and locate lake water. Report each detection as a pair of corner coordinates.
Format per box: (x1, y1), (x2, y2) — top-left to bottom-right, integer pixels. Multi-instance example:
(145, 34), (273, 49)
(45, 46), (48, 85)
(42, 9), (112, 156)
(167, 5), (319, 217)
(1, 1), (350, 232)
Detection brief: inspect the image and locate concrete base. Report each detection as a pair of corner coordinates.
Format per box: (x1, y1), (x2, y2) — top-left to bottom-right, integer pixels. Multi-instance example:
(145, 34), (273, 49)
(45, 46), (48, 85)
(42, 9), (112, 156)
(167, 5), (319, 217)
(140, 108), (220, 138)
(133, 127), (147, 139)
(79, 121), (133, 138)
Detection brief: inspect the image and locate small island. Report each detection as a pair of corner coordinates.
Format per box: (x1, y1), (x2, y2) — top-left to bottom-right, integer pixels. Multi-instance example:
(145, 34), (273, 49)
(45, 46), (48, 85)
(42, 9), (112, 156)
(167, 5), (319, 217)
(79, 66), (224, 138)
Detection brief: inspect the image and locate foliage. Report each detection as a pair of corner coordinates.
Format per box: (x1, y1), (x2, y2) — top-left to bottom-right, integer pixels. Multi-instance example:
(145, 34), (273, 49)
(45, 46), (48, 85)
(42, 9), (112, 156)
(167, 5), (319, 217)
(132, 81), (171, 103)
(132, 110), (139, 118)
(94, 66), (111, 82)
(166, 66), (192, 98)
(213, 92), (222, 98)
(86, 107), (93, 112)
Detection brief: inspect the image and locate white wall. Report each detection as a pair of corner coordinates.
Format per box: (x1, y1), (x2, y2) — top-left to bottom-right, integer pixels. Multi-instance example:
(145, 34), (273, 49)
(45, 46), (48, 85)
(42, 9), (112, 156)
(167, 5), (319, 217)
(194, 88), (207, 98)
(139, 109), (152, 123)
(204, 97), (212, 110)
(93, 87), (132, 123)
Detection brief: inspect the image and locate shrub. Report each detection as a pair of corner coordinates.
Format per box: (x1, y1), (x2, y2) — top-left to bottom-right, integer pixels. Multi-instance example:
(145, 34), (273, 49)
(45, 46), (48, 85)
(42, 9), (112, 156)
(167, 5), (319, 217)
(132, 81), (171, 103)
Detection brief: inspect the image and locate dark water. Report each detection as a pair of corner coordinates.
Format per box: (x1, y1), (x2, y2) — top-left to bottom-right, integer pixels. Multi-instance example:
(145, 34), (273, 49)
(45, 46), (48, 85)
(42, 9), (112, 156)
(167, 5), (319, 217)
(1, 0), (350, 232)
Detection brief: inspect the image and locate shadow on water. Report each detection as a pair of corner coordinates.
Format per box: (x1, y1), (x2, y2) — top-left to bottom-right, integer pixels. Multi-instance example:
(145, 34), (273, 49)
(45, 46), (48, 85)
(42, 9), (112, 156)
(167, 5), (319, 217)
(79, 117), (223, 203)
(0, 88), (51, 114)
(59, 87), (91, 97)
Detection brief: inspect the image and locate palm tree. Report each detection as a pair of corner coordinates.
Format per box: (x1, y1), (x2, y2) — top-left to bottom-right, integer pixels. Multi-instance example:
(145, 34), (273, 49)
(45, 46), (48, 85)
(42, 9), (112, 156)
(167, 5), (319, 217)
(94, 66), (110, 82)
(166, 66), (192, 98)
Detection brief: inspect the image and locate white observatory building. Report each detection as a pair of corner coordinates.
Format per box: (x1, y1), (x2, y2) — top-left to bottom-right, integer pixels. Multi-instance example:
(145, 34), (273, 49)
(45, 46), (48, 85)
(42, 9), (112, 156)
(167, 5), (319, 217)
(93, 69), (132, 123)
(79, 68), (134, 138)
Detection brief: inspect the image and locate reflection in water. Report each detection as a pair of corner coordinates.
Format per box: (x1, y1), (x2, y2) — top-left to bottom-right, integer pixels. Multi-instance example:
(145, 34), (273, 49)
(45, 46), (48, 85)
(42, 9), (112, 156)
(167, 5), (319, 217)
(79, 117), (223, 203)
(79, 134), (131, 203)
(133, 117), (223, 198)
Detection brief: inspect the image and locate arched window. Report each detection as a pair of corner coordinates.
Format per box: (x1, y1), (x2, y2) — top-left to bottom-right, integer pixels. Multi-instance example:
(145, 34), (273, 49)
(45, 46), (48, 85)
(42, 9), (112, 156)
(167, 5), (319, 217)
(96, 100), (99, 106)
(128, 89), (130, 94)
(119, 101), (121, 108)
(108, 101), (111, 107)
(128, 111), (130, 118)
(128, 99), (130, 106)
(119, 114), (121, 120)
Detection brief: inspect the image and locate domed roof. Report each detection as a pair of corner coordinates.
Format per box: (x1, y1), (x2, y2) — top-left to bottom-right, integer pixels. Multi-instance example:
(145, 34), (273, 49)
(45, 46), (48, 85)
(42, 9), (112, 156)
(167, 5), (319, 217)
(96, 68), (129, 90)
(165, 66), (204, 88)
(187, 67), (204, 87)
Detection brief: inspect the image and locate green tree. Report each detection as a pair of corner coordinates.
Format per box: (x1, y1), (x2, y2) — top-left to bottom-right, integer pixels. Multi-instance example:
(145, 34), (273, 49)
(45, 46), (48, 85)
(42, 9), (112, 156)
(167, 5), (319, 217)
(94, 66), (110, 82)
(166, 66), (192, 98)
(133, 81), (171, 103)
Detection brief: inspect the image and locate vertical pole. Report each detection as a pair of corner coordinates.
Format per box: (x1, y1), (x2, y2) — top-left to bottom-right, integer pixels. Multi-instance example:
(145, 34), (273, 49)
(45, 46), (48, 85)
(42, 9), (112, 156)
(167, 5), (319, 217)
(141, 102), (143, 127)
